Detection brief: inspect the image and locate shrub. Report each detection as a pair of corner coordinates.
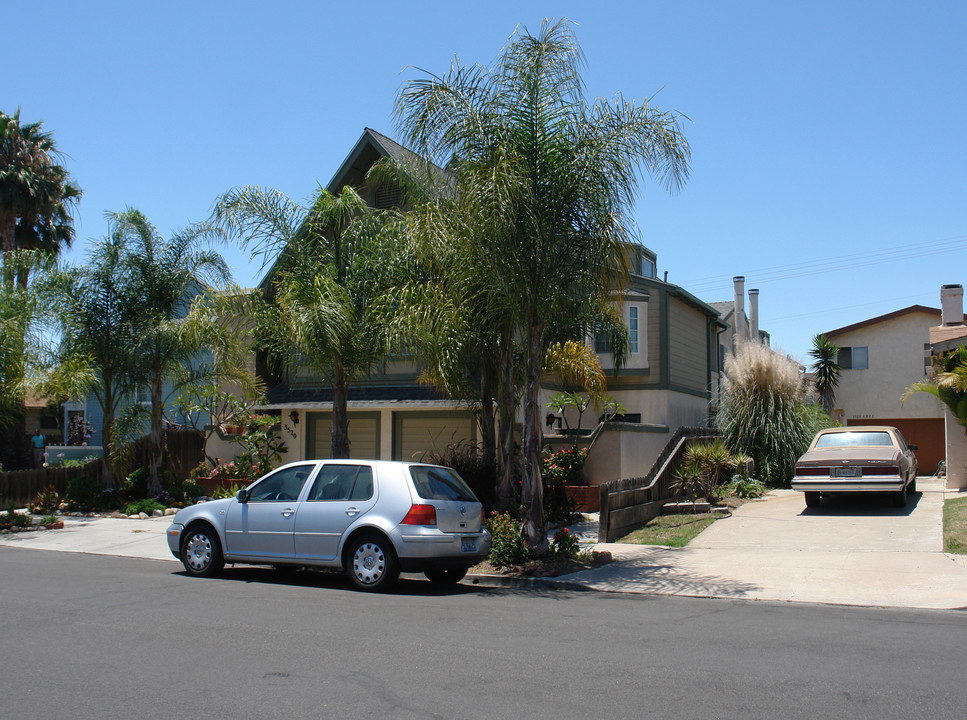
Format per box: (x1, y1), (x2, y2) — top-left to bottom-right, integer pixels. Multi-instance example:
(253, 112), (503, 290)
(66, 474), (101, 510)
(542, 446), (587, 485)
(119, 467), (149, 502)
(725, 475), (766, 499)
(122, 498), (165, 516)
(423, 440), (498, 513)
(485, 511), (529, 568)
(0, 502), (31, 529)
(716, 340), (815, 486)
(41, 515), (58, 526)
(29, 485), (61, 515)
(212, 482), (242, 500)
(549, 527), (581, 559)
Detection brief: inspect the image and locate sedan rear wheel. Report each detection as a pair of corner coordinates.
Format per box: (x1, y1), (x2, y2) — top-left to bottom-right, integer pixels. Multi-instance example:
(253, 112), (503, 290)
(892, 484), (908, 508)
(804, 491), (822, 508)
(424, 567), (468, 585)
(347, 534), (399, 592)
(181, 525), (224, 578)
(908, 477), (917, 494)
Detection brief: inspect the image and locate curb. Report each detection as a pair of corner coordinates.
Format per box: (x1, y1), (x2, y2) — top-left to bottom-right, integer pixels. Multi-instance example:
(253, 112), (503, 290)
(463, 572), (595, 592)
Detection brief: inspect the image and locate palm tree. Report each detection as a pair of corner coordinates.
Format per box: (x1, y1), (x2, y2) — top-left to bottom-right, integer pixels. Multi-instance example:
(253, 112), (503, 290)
(395, 19), (690, 551)
(213, 185), (401, 458)
(42, 230), (142, 488)
(904, 344), (967, 428)
(110, 209), (233, 495)
(809, 334), (840, 413)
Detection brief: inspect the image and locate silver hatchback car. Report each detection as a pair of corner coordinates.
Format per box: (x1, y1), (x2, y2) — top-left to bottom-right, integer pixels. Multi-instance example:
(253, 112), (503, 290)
(166, 459), (491, 592)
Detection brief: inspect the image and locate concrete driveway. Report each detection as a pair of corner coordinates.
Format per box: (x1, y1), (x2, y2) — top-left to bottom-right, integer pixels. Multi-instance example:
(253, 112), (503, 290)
(572, 476), (967, 609)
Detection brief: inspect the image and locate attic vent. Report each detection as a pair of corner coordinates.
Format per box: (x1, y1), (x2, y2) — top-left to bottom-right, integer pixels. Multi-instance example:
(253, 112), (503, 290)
(374, 183), (402, 210)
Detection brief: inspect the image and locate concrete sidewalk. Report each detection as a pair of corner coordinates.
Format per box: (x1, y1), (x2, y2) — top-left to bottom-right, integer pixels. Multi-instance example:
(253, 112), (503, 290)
(2, 478), (966, 609)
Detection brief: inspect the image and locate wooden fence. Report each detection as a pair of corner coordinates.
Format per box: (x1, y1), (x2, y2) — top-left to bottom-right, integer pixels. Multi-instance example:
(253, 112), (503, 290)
(598, 426), (718, 543)
(0, 428), (205, 507)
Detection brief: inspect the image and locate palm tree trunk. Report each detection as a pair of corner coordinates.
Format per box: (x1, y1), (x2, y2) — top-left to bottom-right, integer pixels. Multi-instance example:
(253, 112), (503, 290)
(147, 373), (165, 496)
(331, 359), (350, 459)
(479, 372), (496, 495)
(521, 323), (546, 555)
(496, 323), (516, 510)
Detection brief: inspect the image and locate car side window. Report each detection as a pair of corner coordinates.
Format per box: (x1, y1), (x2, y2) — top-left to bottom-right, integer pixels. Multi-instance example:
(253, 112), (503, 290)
(247, 466), (313, 502)
(307, 465), (374, 502)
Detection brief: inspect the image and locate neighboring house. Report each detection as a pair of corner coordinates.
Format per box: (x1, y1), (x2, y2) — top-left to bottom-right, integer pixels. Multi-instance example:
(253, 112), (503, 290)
(710, 275), (770, 368)
(928, 284), (967, 489)
(823, 304), (948, 474)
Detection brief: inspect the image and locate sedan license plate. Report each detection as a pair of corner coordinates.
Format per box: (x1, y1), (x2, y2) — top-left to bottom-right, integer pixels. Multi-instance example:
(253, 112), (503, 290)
(461, 537), (477, 553)
(832, 466), (860, 478)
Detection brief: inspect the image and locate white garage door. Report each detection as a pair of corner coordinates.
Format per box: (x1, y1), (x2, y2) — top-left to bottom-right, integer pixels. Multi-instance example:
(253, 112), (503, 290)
(395, 412), (475, 462)
(307, 412), (379, 459)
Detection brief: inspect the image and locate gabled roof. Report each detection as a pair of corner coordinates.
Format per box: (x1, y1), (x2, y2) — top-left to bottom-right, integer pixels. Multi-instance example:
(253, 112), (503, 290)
(709, 301), (734, 320)
(825, 305), (941, 338)
(326, 127), (451, 195)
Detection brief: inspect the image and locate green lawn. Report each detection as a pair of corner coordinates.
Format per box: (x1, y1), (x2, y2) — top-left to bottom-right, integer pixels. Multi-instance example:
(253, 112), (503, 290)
(614, 512), (719, 547)
(943, 496), (967, 554)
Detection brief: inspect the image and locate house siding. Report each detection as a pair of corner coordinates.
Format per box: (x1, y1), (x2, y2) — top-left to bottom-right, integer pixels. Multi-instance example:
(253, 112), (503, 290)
(668, 298), (709, 393)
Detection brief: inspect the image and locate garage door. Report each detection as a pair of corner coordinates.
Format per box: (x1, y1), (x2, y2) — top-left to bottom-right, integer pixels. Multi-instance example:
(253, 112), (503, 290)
(394, 412), (476, 462)
(307, 412), (380, 459)
(846, 417), (944, 476)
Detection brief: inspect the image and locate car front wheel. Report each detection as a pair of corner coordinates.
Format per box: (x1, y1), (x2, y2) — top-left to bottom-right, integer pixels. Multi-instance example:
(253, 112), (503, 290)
(424, 568), (468, 585)
(181, 525), (224, 578)
(347, 534), (399, 592)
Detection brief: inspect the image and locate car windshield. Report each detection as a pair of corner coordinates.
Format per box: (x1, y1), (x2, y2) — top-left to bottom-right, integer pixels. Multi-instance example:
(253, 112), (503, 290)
(409, 466), (478, 502)
(815, 431), (893, 448)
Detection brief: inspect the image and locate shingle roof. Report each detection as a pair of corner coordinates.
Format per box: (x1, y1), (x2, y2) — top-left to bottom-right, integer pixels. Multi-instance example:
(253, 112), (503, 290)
(265, 382), (452, 406)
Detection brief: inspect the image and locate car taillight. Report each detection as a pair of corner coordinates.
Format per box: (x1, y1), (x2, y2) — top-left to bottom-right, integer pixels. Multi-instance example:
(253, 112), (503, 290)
(401, 504), (437, 526)
(796, 467), (827, 476)
(862, 466), (900, 476)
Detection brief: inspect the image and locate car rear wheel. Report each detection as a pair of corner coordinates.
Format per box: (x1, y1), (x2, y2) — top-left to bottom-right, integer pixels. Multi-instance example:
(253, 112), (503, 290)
(181, 524), (224, 578)
(424, 568), (468, 585)
(908, 477), (917, 494)
(892, 484), (908, 508)
(804, 491), (822, 508)
(347, 534), (399, 592)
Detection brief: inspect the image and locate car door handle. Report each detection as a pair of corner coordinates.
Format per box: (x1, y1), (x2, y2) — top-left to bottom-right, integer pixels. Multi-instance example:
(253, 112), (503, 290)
(281, 508), (295, 518)
(345, 507), (360, 517)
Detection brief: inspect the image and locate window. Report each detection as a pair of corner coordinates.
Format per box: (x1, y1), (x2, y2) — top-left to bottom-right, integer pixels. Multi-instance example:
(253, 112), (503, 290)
(248, 465), (313, 501)
(641, 256), (656, 279)
(594, 327), (611, 354)
(838, 346), (868, 370)
(410, 465), (477, 502)
(629, 307), (639, 354)
(307, 465), (374, 501)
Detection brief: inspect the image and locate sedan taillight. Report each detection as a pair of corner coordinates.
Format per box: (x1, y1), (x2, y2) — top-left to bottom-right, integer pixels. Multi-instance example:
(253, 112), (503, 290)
(401, 504), (437, 526)
(795, 467), (827, 476)
(861, 466), (900, 476)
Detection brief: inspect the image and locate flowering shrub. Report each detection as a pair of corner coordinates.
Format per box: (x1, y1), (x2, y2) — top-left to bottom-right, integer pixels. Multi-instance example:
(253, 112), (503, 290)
(549, 527), (581, 559)
(485, 511), (529, 568)
(211, 461), (244, 481)
(542, 446), (587, 485)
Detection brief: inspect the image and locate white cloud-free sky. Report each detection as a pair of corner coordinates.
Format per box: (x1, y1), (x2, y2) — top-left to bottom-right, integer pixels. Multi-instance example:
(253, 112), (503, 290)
(8, 0), (966, 362)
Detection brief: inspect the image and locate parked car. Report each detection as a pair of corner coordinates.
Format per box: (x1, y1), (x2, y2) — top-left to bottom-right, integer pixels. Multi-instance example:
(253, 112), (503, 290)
(792, 426), (918, 508)
(167, 459), (491, 592)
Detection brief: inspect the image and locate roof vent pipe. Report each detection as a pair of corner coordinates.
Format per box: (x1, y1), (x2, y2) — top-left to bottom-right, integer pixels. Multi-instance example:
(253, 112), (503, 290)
(733, 276), (746, 343)
(749, 288), (759, 341)
(941, 284), (964, 326)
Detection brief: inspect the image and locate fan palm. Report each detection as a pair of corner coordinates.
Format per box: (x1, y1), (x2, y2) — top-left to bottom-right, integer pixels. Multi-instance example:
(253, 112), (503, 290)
(904, 344), (967, 428)
(395, 18), (690, 551)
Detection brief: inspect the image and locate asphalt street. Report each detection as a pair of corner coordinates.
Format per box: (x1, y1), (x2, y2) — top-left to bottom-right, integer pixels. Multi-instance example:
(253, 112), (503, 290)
(1, 548), (965, 720)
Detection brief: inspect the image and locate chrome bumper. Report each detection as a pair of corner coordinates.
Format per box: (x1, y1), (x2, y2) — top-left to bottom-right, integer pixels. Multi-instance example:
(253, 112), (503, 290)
(792, 477), (905, 493)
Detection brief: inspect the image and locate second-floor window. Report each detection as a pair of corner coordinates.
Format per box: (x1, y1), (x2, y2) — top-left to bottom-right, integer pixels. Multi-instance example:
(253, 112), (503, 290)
(838, 346), (868, 370)
(629, 307), (639, 354)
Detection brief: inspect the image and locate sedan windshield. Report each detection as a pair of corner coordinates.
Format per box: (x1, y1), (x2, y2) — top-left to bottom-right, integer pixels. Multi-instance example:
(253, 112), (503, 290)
(815, 431), (893, 448)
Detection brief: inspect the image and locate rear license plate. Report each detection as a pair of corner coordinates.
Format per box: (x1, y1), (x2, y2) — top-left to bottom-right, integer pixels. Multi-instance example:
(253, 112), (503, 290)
(832, 466), (860, 478)
(461, 537), (477, 553)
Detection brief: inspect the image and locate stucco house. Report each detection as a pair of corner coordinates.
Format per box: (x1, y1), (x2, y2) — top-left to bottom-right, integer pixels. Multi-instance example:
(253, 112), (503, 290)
(822, 304), (948, 474)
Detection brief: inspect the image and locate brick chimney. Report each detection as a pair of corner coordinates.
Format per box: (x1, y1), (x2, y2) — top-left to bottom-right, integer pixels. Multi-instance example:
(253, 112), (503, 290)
(733, 276), (746, 343)
(941, 284), (964, 326)
(748, 288), (759, 341)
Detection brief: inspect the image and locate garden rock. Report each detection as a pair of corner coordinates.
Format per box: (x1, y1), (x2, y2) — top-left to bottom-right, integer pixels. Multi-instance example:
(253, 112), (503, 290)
(152, 509), (164, 517)
(164, 508), (178, 516)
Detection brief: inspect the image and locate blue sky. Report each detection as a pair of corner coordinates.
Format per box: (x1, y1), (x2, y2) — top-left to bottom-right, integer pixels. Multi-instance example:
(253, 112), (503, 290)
(7, 1), (966, 362)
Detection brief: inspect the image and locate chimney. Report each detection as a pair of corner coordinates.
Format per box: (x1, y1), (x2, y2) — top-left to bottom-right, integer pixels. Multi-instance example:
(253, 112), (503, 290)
(941, 284), (964, 326)
(748, 288), (759, 341)
(733, 276), (746, 342)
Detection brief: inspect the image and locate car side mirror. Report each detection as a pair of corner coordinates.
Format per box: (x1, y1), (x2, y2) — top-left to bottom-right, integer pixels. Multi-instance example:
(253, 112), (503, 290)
(236, 489), (249, 503)
(908, 444), (918, 451)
